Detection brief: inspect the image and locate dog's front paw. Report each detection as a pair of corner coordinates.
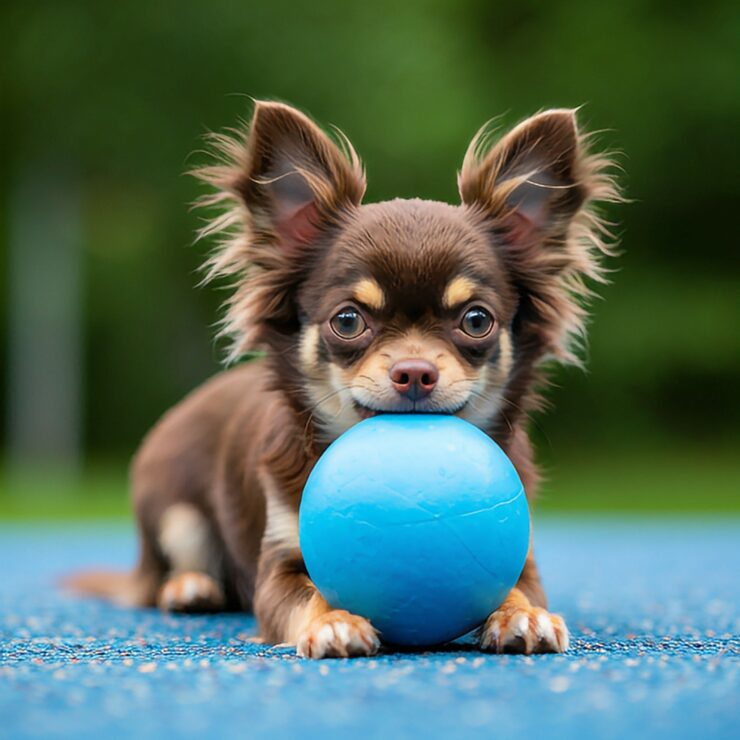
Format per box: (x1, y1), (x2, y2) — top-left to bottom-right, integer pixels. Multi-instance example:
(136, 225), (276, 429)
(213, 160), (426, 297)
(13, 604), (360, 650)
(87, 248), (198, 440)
(296, 609), (380, 659)
(479, 603), (569, 654)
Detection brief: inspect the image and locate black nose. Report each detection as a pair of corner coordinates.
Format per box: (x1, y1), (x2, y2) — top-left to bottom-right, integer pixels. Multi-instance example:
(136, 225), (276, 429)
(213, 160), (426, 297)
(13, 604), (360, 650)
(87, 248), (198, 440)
(389, 359), (439, 401)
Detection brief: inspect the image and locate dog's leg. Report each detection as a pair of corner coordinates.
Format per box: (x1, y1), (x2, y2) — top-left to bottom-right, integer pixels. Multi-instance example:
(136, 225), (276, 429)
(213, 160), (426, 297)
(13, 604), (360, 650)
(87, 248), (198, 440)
(156, 503), (225, 612)
(254, 481), (379, 659)
(478, 554), (569, 654)
(255, 549), (379, 658)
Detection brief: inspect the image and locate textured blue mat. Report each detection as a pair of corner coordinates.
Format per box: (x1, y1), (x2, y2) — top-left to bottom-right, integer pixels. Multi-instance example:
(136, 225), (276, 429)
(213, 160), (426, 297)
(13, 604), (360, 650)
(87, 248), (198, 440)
(0, 520), (738, 739)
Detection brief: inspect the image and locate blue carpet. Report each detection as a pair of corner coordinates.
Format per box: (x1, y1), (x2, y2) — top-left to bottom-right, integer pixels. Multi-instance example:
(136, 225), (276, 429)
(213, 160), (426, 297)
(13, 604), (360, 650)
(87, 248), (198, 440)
(0, 519), (738, 739)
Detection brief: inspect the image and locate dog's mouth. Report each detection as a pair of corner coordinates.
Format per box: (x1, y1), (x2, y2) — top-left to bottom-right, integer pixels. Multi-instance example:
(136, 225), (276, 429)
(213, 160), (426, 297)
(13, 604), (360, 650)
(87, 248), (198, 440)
(352, 401), (465, 420)
(354, 403), (380, 420)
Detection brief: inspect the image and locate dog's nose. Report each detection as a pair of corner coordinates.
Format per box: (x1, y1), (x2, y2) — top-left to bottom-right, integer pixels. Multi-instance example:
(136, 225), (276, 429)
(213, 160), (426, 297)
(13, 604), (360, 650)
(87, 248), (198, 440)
(389, 359), (439, 400)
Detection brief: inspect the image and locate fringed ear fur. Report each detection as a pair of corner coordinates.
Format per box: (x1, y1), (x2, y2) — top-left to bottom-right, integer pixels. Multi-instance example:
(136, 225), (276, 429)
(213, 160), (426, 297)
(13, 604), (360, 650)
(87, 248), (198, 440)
(194, 103), (619, 366)
(194, 101), (366, 360)
(235, 102), (366, 251)
(459, 109), (622, 365)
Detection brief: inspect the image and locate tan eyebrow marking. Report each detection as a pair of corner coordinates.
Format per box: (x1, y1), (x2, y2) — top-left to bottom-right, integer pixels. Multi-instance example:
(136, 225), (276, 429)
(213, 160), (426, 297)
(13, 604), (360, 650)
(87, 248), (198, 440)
(352, 278), (385, 311)
(442, 276), (477, 309)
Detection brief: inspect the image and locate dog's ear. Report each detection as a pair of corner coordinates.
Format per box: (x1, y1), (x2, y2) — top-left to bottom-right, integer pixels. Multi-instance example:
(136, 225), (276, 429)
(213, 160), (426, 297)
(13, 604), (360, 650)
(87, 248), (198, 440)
(197, 102), (366, 358)
(234, 101), (365, 252)
(459, 110), (620, 366)
(459, 110), (585, 249)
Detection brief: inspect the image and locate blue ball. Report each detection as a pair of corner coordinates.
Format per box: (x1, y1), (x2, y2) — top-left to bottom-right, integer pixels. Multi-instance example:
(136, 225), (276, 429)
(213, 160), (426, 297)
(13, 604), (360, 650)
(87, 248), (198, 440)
(299, 414), (530, 646)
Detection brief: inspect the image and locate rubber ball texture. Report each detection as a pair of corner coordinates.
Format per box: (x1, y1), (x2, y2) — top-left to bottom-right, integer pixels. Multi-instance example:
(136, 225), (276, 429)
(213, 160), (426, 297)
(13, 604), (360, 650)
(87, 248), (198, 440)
(299, 414), (529, 646)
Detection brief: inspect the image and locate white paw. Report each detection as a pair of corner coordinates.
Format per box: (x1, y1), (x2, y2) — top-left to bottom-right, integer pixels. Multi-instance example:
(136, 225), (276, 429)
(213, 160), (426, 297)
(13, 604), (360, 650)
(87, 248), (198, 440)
(157, 571), (225, 612)
(480, 605), (569, 654)
(296, 610), (380, 659)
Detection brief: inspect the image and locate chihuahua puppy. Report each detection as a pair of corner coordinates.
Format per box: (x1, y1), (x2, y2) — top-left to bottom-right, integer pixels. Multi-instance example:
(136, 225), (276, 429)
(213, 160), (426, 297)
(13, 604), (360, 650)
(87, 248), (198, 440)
(73, 101), (618, 658)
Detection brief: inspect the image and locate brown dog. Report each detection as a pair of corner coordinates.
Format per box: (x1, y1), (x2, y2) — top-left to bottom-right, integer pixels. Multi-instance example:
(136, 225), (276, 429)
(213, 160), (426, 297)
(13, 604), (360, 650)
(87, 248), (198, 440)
(72, 101), (619, 658)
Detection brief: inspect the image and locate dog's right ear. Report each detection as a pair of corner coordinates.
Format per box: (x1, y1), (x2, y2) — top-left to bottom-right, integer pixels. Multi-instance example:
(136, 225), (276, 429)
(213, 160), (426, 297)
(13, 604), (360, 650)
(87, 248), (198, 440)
(197, 102), (366, 358)
(232, 101), (365, 252)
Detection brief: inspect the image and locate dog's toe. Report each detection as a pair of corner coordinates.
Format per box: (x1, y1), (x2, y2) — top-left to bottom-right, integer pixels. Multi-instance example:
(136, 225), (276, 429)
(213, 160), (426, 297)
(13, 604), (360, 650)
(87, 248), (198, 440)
(480, 605), (569, 654)
(296, 610), (379, 659)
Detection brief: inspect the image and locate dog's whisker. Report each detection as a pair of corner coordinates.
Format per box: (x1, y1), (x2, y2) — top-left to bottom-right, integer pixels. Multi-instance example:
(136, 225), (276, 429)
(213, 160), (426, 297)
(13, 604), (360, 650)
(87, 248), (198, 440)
(497, 395), (551, 445)
(301, 382), (381, 436)
(356, 374), (381, 388)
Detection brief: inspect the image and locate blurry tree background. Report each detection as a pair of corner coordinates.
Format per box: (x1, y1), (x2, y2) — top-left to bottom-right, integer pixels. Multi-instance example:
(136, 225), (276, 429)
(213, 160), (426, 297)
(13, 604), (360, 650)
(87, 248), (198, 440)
(1, 0), (738, 513)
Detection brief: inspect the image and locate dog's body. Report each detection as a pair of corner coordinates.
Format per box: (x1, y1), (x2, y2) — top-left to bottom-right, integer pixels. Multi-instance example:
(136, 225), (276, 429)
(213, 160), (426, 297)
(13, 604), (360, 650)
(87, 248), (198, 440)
(73, 102), (618, 658)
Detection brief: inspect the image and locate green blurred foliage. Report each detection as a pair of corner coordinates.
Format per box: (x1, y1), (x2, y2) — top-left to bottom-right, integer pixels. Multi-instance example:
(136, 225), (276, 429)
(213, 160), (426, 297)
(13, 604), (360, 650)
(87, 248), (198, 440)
(0, 0), (738, 477)
(2, 444), (739, 519)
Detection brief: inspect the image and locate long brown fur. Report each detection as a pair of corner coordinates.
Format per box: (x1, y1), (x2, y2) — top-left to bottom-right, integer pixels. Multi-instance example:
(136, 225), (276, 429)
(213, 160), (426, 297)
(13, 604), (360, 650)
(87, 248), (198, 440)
(70, 100), (620, 658)
(196, 105), (366, 361)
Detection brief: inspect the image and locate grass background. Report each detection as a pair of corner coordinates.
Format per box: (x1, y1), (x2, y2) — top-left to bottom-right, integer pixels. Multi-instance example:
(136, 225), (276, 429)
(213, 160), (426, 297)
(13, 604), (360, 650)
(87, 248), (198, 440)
(3, 443), (737, 520)
(0, 1), (738, 518)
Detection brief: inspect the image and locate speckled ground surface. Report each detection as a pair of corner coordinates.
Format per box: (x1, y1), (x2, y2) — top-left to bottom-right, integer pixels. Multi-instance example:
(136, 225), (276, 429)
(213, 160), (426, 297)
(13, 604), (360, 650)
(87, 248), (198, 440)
(1, 520), (738, 739)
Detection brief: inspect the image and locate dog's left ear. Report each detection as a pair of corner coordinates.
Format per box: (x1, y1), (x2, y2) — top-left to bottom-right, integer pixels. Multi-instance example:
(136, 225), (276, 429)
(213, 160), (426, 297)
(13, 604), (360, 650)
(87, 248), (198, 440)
(459, 110), (621, 366)
(459, 110), (586, 249)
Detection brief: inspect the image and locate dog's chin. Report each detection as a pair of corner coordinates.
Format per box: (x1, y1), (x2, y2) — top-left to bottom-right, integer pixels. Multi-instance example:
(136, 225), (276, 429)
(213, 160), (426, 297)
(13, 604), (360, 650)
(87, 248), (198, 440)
(352, 400), (467, 420)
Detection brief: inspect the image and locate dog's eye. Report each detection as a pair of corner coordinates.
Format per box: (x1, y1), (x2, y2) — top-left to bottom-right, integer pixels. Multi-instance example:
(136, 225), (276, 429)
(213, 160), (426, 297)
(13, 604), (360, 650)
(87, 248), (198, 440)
(330, 307), (367, 339)
(460, 306), (494, 338)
